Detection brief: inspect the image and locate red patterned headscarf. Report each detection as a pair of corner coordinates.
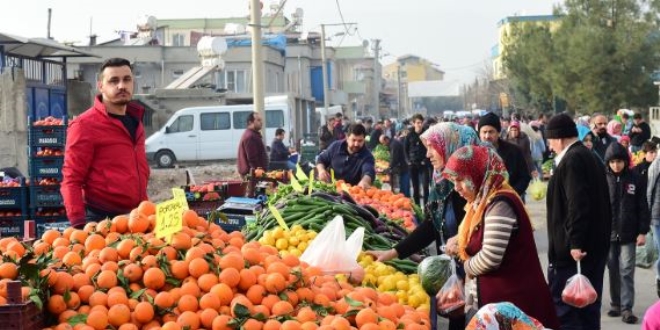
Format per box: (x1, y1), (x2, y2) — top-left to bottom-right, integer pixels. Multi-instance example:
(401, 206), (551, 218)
(442, 145), (518, 260)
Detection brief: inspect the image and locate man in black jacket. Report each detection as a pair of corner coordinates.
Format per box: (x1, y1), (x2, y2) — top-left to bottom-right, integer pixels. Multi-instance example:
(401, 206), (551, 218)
(630, 112), (652, 153)
(545, 113), (611, 330)
(591, 114), (616, 160)
(404, 114), (429, 205)
(379, 135), (410, 196)
(477, 112), (532, 199)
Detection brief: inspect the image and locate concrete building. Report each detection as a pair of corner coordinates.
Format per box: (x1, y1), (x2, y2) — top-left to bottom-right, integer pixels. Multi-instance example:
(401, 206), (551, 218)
(491, 15), (561, 80)
(381, 55), (445, 118)
(334, 45), (381, 119)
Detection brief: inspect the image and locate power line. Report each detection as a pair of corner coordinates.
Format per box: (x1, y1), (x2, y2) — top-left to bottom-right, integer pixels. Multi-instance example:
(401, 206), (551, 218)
(335, 0), (354, 36)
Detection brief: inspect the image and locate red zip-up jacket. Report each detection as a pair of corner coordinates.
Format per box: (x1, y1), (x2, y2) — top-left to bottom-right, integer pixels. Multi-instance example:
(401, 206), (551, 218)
(61, 96), (150, 227)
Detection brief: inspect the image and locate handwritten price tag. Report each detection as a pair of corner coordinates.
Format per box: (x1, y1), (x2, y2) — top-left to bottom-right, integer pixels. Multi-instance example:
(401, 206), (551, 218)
(155, 198), (184, 243)
(171, 188), (189, 211)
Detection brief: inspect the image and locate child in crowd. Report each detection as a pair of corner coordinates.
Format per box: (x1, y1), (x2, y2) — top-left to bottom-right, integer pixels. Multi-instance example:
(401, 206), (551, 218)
(604, 142), (651, 324)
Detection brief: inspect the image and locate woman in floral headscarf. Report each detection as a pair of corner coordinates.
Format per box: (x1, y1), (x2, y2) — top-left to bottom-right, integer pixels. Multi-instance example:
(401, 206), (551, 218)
(442, 145), (560, 330)
(366, 122), (478, 330)
(466, 302), (550, 330)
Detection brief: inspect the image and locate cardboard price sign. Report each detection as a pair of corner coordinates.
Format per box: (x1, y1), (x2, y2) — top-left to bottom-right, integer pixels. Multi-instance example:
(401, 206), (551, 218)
(171, 188), (189, 211)
(155, 198), (184, 242)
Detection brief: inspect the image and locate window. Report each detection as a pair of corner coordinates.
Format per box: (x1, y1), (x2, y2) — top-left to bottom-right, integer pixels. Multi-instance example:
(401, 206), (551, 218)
(172, 69), (184, 78)
(265, 110), (284, 128)
(224, 70), (246, 92)
(168, 115), (193, 133)
(233, 110), (284, 129)
(233, 111), (251, 129)
(201, 112), (230, 130)
(172, 34), (185, 46)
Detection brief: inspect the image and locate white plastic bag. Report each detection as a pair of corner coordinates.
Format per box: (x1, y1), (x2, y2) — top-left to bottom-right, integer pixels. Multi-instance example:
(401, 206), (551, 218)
(300, 215), (365, 274)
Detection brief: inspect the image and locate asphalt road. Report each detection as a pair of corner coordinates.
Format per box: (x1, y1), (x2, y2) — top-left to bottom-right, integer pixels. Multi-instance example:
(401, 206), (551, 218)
(436, 197), (658, 329)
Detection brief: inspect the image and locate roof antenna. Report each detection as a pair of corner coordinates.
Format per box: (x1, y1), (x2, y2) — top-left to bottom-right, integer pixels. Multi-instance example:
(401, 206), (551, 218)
(47, 8), (53, 39)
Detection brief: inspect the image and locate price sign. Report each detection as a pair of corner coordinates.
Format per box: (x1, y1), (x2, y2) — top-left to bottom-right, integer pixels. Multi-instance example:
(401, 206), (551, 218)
(295, 163), (307, 181)
(308, 169), (314, 196)
(268, 203), (290, 231)
(155, 198), (184, 243)
(290, 174), (304, 192)
(171, 188), (189, 210)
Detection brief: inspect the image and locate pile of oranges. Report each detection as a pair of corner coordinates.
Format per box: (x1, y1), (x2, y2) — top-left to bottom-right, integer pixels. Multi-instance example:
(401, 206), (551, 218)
(0, 201), (431, 330)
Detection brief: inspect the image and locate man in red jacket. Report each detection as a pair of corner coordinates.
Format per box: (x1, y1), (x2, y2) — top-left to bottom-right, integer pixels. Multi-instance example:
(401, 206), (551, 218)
(237, 112), (268, 196)
(61, 58), (150, 228)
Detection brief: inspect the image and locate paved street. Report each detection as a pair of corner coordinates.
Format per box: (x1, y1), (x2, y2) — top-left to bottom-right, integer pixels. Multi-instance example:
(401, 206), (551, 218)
(437, 197), (658, 329)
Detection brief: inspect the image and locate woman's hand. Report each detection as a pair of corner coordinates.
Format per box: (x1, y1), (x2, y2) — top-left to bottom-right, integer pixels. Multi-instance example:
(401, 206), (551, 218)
(364, 249), (398, 262)
(444, 236), (459, 256)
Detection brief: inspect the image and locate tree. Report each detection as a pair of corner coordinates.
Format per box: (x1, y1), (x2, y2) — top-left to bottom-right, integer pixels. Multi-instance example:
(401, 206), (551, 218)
(502, 0), (660, 114)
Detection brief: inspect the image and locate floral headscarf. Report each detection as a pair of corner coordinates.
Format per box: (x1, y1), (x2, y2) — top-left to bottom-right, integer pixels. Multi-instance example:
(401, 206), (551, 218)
(607, 120), (622, 137)
(442, 145), (519, 261)
(419, 123), (479, 233)
(466, 302), (545, 330)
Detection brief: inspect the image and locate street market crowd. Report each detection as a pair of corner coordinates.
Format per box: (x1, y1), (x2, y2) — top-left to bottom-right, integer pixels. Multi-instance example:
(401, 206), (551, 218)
(242, 109), (660, 330)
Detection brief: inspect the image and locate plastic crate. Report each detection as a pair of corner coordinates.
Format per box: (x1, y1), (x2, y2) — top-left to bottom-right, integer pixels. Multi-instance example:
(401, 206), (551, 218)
(29, 185), (63, 208)
(36, 218), (69, 238)
(28, 124), (67, 147)
(0, 186), (28, 215)
(188, 200), (223, 219)
(0, 217), (26, 238)
(0, 281), (44, 330)
(28, 156), (64, 178)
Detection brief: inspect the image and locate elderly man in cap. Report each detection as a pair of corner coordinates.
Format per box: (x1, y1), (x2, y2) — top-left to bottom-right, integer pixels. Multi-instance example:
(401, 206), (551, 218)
(545, 113), (611, 330)
(478, 112), (532, 199)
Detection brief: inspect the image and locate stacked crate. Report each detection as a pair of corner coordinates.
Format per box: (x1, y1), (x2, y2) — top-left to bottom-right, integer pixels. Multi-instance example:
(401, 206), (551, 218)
(0, 178), (28, 238)
(27, 118), (68, 236)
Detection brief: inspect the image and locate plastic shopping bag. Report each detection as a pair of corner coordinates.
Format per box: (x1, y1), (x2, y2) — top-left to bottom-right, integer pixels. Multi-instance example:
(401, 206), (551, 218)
(300, 215), (365, 277)
(529, 178), (547, 201)
(436, 259), (465, 314)
(561, 260), (598, 308)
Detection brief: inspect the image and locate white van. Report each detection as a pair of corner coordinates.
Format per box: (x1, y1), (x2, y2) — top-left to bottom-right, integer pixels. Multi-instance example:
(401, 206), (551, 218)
(146, 98), (292, 167)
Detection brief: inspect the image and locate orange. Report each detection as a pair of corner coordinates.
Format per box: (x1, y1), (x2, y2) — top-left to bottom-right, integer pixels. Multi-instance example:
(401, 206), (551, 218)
(264, 273), (286, 294)
(197, 273), (218, 293)
(218, 268), (240, 288)
(169, 260), (190, 280)
(230, 295), (254, 318)
(133, 301), (155, 323)
(154, 291), (175, 309)
(53, 272), (74, 295)
(188, 258), (210, 278)
(177, 311), (200, 330)
(62, 251), (82, 267)
(246, 284), (266, 305)
(86, 310), (109, 330)
(47, 294), (67, 315)
(263, 319), (282, 330)
(219, 252), (245, 271)
(0, 263), (18, 279)
(199, 293), (221, 310)
(177, 294), (199, 312)
(112, 215), (129, 234)
(355, 308), (379, 328)
(143, 268), (165, 290)
(96, 270), (118, 290)
(242, 319), (263, 330)
(211, 314), (232, 330)
(281, 320), (302, 330)
(209, 283), (233, 306)
(107, 304), (131, 327)
(199, 308), (219, 329)
(122, 263), (143, 283)
(271, 300), (294, 316)
(128, 210), (149, 233)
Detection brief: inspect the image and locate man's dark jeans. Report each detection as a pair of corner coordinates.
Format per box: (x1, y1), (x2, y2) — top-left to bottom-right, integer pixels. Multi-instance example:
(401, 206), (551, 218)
(409, 163), (430, 206)
(548, 256), (607, 330)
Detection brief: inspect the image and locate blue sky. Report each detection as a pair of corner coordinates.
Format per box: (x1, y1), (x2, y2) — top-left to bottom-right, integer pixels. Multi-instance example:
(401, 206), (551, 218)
(0, 0), (560, 84)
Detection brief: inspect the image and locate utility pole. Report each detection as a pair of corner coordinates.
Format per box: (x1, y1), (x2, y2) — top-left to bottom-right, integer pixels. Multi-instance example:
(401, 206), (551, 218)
(371, 39), (381, 118)
(320, 24), (330, 112)
(397, 63), (402, 119)
(320, 23), (358, 114)
(250, 0), (266, 143)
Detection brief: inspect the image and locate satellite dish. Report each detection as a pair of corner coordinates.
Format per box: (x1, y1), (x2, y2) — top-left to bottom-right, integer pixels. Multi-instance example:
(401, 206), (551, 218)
(362, 40), (369, 48)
